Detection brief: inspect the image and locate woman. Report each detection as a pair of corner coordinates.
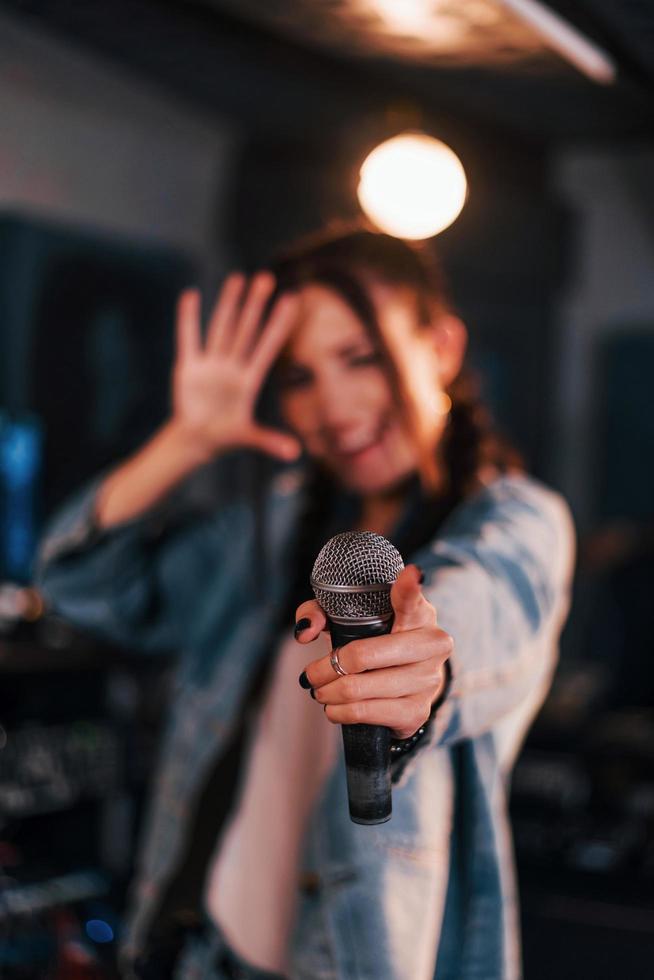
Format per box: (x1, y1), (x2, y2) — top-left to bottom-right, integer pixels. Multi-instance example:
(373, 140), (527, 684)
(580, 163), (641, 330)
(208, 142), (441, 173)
(37, 227), (574, 980)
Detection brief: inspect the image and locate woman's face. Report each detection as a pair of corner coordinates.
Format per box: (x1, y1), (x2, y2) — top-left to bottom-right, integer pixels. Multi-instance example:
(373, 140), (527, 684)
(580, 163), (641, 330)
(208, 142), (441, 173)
(277, 282), (449, 496)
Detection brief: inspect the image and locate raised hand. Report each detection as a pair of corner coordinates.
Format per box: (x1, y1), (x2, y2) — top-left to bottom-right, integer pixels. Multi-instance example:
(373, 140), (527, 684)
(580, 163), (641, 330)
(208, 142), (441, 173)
(173, 272), (302, 462)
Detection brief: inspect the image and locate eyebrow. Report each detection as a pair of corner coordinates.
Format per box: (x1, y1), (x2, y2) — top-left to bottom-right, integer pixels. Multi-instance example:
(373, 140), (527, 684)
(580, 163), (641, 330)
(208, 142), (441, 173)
(335, 341), (375, 357)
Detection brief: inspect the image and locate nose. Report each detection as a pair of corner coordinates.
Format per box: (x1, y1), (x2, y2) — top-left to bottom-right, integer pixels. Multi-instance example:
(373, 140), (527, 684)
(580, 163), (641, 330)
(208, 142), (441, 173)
(312, 374), (367, 439)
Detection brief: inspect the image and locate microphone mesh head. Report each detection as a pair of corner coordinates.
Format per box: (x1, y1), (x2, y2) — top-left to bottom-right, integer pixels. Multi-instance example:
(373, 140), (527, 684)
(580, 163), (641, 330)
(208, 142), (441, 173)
(311, 530), (404, 621)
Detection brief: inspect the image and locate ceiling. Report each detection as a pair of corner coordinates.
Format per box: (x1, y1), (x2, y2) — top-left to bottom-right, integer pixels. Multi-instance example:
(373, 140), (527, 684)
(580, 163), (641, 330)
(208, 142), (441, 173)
(1, 0), (653, 143)
(209, 0), (564, 71)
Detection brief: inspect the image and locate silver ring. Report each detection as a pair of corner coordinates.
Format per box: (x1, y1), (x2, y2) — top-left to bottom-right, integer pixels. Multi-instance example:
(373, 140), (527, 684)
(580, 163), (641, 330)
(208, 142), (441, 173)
(330, 647), (348, 677)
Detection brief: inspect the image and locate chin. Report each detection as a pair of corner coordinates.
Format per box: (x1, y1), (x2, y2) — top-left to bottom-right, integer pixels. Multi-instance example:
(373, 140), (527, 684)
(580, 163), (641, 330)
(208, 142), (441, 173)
(332, 464), (415, 497)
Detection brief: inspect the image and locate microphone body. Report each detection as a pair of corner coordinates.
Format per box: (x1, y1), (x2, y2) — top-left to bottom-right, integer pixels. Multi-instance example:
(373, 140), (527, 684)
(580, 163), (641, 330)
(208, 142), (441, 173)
(311, 531), (404, 825)
(329, 618), (393, 824)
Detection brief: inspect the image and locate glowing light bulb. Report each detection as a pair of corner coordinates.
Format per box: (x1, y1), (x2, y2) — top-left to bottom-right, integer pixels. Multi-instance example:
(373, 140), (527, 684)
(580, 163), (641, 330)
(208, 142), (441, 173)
(357, 133), (467, 240)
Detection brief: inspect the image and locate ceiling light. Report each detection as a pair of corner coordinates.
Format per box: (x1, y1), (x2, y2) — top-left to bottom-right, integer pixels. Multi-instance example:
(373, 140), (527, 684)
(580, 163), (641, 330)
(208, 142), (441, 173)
(357, 133), (467, 240)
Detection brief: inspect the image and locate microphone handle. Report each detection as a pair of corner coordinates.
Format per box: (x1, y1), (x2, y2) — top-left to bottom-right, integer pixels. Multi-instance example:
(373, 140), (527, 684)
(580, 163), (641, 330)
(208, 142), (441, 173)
(328, 618), (394, 825)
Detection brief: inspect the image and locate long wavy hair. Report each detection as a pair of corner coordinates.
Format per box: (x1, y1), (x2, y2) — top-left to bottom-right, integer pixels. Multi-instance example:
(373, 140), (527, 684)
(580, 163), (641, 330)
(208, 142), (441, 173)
(249, 225), (522, 617)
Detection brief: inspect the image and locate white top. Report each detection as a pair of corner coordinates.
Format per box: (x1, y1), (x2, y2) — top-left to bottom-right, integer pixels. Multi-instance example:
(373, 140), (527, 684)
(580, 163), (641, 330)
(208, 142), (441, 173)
(203, 630), (340, 973)
(203, 629), (455, 976)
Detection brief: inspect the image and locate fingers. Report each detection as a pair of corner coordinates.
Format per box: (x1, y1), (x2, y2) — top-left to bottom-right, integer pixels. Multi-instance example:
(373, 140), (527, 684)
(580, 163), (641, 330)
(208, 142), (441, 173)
(390, 565), (437, 633)
(246, 424), (301, 462)
(312, 658), (442, 705)
(199, 272), (299, 379)
(175, 289), (202, 363)
(301, 625), (451, 689)
(205, 272), (246, 355)
(230, 271), (277, 359)
(324, 695), (433, 740)
(293, 600), (328, 642)
(249, 292), (300, 383)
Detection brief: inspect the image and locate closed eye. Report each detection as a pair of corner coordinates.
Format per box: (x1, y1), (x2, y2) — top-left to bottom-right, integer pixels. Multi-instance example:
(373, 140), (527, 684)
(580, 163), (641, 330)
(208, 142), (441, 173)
(277, 365), (313, 389)
(348, 351), (381, 368)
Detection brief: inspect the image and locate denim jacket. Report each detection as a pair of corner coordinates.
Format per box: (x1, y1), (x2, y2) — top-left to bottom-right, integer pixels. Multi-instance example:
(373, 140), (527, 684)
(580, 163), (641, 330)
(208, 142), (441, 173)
(36, 466), (574, 980)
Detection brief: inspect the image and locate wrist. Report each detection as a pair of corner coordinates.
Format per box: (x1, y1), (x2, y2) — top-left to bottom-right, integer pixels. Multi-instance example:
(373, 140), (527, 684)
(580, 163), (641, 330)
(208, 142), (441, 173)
(390, 659), (452, 760)
(163, 418), (218, 469)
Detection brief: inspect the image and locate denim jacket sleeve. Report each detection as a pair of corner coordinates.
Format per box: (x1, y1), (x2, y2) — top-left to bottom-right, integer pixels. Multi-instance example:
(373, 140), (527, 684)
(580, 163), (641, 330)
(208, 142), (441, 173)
(35, 473), (235, 654)
(412, 475), (575, 753)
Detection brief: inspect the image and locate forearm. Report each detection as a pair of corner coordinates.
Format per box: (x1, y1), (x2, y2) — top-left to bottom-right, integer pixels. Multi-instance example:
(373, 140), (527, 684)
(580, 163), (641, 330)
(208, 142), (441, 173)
(37, 458), (231, 653)
(410, 478), (574, 748)
(95, 419), (214, 529)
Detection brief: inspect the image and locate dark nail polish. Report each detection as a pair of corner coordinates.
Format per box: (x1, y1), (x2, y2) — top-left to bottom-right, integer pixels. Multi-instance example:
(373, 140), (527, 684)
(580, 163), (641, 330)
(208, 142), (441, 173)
(309, 687), (317, 700)
(294, 617), (311, 638)
(298, 671), (312, 689)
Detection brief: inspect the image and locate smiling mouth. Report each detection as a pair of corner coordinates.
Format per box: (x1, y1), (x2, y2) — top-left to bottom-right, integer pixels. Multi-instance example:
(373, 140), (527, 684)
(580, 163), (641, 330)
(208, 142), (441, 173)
(329, 420), (390, 461)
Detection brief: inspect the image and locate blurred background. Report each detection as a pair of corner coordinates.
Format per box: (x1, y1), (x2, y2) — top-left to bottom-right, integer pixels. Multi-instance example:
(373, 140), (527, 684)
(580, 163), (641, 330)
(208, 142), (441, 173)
(0, 1), (653, 977)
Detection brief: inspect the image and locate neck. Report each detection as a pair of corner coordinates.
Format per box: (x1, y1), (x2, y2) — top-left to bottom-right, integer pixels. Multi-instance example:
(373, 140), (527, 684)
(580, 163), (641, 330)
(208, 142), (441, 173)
(356, 491), (405, 538)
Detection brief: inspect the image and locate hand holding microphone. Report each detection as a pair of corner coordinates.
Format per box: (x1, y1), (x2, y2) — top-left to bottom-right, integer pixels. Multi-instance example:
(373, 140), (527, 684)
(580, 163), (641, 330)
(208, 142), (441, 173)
(296, 531), (452, 824)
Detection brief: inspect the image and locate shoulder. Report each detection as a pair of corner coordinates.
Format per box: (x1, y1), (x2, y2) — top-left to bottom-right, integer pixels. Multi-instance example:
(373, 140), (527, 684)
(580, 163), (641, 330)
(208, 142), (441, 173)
(479, 472), (572, 532)
(433, 472), (576, 585)
(449, 472), (572, 537)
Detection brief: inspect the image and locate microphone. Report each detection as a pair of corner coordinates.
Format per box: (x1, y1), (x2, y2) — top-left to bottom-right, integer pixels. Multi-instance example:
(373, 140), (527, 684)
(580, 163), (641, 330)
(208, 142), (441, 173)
(311, 530), (404, 825)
